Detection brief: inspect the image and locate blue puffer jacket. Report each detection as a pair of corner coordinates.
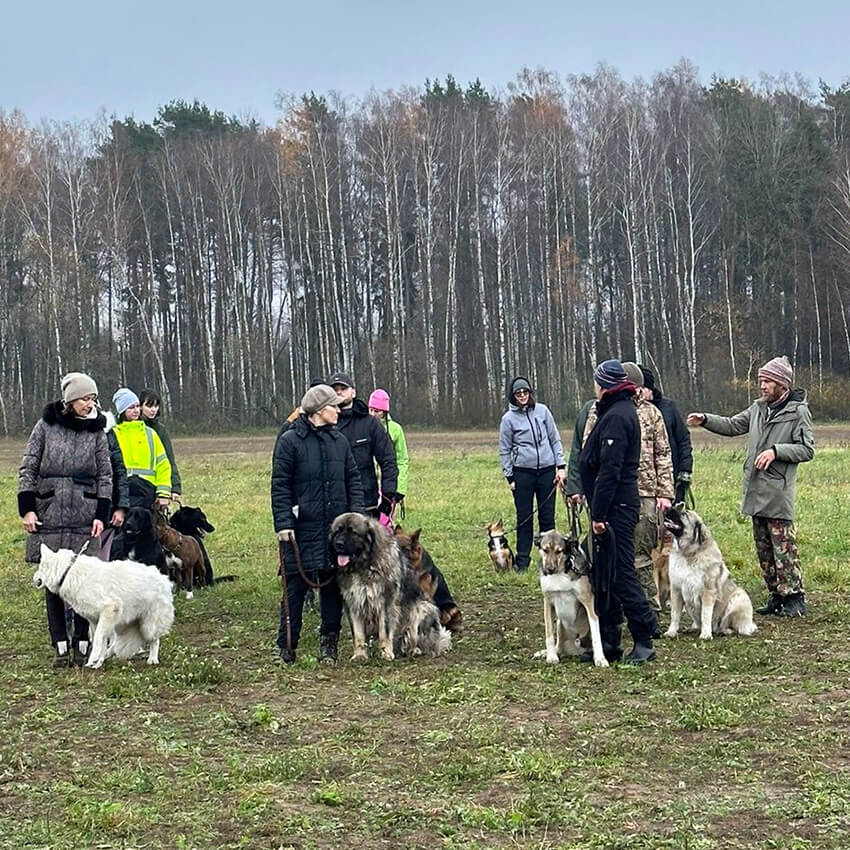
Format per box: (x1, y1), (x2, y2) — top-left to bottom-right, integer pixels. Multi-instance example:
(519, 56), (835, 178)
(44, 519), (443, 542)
(499, 376), (565, 481)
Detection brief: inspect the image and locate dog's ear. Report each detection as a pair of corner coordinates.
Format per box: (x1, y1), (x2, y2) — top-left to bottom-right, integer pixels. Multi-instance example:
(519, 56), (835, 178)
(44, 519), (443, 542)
(694, 520), (704, 545)
(674, 501), (685, 513)
(40, 543), (51, 561)
(394, 524), (404, 535)
(410, 528), (422, 547)
(533, 533), (541, 548)
(365, 525), (376, 559)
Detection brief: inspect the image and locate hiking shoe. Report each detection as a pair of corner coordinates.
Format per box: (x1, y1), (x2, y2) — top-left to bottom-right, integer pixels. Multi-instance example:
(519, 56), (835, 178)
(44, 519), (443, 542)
(579, 644), (623, 664)
(319, 633), (339, 665)
(756, 593), (784, 616)
(71, 646), (89, 668)
(52, 648), (71, 669)
(623, 641), (656, 665)
(275, 647), (296, 664)
(778, 593), (806, 618)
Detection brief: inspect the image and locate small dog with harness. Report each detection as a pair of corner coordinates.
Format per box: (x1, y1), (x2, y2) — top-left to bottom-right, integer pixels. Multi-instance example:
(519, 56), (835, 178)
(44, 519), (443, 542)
(485, 519), (514, 572)
(152, 504), (205, 599)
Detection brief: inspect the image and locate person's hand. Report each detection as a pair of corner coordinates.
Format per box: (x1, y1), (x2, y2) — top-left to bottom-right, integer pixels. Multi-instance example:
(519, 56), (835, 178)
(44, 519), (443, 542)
(568, 493), (584, 505)
(656, 497), (672, 512)
(111, 508), (126, 527)
(91, 519), (104, 538)
(754, 448), (776, 470)
(277, 529), (296, 543)
(171, 493), (183, 505)
(156, 497), (170, 508)
(686, 413), (706, 427)
(508, 480), (516, 491)
(379, 495), (395, 515)
(554, 468), (566, 489)
(592, 521), (607, 535)
(22, 511), (41, 534)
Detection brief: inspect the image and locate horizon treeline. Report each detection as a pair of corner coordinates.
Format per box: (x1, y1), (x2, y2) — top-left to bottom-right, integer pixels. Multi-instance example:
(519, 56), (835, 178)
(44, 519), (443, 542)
(2, 62), (850, 433)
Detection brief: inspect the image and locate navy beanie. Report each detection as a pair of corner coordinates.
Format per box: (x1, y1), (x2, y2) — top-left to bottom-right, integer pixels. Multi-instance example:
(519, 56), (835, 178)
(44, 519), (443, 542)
(593, 359), (627, 389)
(639, 365), (655, 391)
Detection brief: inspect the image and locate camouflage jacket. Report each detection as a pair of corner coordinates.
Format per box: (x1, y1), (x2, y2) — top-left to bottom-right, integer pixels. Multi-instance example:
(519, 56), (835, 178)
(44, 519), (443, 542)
(583, 396), (674, 499)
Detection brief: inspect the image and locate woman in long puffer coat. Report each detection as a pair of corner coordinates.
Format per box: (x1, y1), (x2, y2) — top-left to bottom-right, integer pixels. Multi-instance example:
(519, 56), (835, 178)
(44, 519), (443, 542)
(18, 372), (112, 667)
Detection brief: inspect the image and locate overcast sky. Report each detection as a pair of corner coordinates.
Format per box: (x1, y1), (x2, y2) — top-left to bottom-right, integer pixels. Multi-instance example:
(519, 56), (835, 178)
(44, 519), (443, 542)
(3, 1), (849, 126)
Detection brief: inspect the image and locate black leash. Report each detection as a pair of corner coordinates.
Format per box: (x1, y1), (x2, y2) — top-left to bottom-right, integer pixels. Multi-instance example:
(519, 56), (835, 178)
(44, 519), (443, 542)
(508, 482), (559, 536)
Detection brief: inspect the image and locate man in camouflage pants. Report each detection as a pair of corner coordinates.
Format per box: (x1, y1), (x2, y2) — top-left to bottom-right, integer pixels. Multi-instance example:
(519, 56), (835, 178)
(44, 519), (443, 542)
(578, 363), (675, 610)
(688, 355), (814, 617)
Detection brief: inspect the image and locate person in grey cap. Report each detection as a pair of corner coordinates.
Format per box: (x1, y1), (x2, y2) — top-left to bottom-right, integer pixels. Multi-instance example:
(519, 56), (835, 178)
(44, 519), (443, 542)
(271, 384), (365, 664)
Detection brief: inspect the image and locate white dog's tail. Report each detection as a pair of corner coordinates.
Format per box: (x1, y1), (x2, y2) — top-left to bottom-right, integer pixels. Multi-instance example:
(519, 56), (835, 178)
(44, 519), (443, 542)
(111, 624), (146, 660)
(140, 594), (175, 643)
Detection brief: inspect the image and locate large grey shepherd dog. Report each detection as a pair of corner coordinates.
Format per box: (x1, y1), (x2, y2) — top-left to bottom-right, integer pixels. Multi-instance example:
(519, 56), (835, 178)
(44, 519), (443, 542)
(662, 505), (757, 640)
(329, 513), (452, 661)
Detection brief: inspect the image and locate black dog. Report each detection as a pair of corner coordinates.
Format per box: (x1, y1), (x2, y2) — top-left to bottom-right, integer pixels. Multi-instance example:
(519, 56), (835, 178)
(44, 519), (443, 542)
(121, 506), (170, 576)
(170, 505), (236, 585)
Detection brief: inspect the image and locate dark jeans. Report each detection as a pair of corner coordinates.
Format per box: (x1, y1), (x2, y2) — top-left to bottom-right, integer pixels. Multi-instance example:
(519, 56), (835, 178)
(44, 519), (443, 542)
(46, 589), (88, 648)
(278, 570), (343, 651)
(512, 466), (556, 567)
(595, 505), (658, 644)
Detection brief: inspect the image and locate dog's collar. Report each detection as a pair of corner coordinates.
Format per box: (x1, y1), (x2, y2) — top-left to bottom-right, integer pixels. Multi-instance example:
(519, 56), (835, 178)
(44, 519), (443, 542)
(55, 539), (92, 590)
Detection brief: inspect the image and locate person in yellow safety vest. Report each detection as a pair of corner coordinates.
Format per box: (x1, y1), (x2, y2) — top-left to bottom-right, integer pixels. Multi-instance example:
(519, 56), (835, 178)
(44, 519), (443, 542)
(110, 387), (172, 509)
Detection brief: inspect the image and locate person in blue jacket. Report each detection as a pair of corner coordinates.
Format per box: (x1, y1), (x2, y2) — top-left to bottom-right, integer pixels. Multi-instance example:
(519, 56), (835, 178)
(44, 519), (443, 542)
(498, 376), (566, 570)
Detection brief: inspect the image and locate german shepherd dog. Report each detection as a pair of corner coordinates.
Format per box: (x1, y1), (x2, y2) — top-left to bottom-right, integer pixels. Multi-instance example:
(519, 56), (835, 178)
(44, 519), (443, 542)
(393, 526), (463, 634)
(485, 519), (514, 572)
(663, 504), (757, 639)
(330, 513), (452, 661)
(533, 530), (608, 667)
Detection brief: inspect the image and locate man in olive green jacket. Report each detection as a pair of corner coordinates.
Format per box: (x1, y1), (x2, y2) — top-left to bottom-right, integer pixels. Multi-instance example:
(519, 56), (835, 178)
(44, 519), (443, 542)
(687, 356), (814, 617)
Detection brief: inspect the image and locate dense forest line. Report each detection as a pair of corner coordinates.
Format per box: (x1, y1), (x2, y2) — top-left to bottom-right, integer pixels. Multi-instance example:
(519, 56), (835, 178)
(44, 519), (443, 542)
(2, 62), (850, 433)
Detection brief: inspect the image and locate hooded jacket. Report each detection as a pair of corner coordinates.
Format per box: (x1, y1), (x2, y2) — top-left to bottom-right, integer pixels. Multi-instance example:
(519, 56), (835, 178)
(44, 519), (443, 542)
(378, 414), (409, 497)
(144, 415), (182, 495)
(499, 377), (565, 481)
(18, 402), (113, 562)
(701, 389), (814, 520)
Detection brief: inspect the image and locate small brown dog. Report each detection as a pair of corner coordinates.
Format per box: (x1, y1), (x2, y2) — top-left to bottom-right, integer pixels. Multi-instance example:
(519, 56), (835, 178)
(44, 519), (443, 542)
(152, 504), (206, 599)
(485, 519), (514, 572)
(394, 526), (463, 634)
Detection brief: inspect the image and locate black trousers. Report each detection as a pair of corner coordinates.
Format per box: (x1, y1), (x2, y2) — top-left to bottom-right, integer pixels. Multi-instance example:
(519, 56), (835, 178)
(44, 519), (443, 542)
(278, 570), (343, 651)
(596, 505), (658, 644)
(46, 589), (88, 648)
(512, 466), (556, 567)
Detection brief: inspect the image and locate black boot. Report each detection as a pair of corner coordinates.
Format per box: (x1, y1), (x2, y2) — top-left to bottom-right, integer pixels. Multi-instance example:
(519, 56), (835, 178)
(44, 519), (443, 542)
(756, 593), (784, 616)
(580, 627), (622, 664)
(623, 640), (656, 665)
(275, 646), (296, 664)
(778, 593), (806, 618)
(319, 633), (339, 665)
(52, 647), (71, 669)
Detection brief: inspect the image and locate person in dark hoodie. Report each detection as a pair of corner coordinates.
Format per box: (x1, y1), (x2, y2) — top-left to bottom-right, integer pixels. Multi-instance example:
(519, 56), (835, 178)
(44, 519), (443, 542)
(18, 372), (112, 667)
(139, 389), (182, 502)
(687, 356), (814, 617)
(499, 376), (566, 570)
(638, 366), (693, 504)
(328, 371), (398, 519)
(579, 360), (658, 664)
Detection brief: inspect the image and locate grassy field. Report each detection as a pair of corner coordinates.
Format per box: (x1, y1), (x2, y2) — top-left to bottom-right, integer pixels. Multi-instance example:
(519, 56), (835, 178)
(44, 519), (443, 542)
(1, 434), (849, 849)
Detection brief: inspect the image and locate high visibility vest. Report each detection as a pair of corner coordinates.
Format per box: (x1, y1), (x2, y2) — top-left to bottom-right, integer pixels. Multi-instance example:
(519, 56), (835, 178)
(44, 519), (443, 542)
(112, 420), (172, 497)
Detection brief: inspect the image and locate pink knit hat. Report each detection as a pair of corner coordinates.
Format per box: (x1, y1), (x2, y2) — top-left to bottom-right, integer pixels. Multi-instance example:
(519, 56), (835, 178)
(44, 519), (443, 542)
(368, 389), (390, 412)
(758, 356), (793, 389)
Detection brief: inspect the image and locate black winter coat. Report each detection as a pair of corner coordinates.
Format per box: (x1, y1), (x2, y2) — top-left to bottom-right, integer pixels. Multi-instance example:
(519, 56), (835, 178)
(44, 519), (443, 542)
(579, 389), (640, 522)
(336, 398), (398, 508)
(271, 414), (365, 575)
(652, 394), (693, 481)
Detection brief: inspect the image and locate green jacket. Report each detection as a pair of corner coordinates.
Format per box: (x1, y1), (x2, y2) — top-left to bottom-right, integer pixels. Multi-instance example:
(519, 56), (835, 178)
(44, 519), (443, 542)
(702, 389), (814, 521)
(380, 415), (409, 497)
(566, 400), (594, 496)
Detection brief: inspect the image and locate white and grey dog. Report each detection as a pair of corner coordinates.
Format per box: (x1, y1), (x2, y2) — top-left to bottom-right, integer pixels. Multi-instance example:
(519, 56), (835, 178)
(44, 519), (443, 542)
(33, 544), (175, 668)
(662, 505), (757, 640)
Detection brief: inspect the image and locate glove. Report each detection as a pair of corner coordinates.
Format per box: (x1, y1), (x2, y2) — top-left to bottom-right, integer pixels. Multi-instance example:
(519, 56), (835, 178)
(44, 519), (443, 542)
(277, 529), (296, 543)
(379, 496), (394, 516)
(675, 472), (692, 505)
(395, 493), (405, 504)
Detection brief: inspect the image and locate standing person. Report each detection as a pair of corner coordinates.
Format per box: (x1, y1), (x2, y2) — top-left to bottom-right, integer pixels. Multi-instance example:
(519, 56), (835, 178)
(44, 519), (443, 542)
(579, 360), (658, 664)
(272, 384), (365, 664)
(639, 365), (693, 505)
(499, 376), (567, 571)
(687, 356), (814, 617)
(139, 389), (182, 503)
(18, 372), (112, 667)
(367, 388), (409, 513)
(328, 372), (398, 519)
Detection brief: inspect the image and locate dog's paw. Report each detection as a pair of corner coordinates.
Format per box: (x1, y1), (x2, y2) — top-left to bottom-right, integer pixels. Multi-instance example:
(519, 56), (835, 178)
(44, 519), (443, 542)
(545, 653), (560, 665)
(532, 648), (547, 659)
(350, 649), (368, 662)
(699, 631), (713, 640)
(185, 591), (194, 600)
(663, 628), (678, 639)
(594, 656), (609, 668)
(380, 646), (395, 661)
(146, 657), (159, 665)
(85, 658), (103, 669)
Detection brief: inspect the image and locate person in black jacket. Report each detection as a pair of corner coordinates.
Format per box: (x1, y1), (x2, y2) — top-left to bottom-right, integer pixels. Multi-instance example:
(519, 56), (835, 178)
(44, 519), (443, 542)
(579, 360), (658, 665)
(271, 384), (365, 665)
(638, 366), (693, 503)
(328, 372), (398, 517)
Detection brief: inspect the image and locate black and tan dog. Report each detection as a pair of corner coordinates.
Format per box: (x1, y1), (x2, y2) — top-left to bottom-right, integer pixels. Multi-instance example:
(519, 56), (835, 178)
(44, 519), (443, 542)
(533, 529), (608, 667)
(170, 505), (229, 586)
(330, 513), (452, 661)
(485, 519), (514, 572)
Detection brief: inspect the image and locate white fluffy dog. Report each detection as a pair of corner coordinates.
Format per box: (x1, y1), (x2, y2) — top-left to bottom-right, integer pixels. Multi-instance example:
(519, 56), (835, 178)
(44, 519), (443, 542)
(33, 544), (174, 668)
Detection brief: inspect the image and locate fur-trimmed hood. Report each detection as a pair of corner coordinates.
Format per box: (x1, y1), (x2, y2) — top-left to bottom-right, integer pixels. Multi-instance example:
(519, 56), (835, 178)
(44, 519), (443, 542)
(42, 401), (107, 432)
